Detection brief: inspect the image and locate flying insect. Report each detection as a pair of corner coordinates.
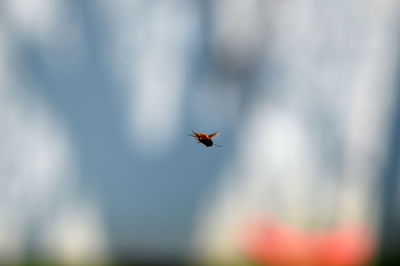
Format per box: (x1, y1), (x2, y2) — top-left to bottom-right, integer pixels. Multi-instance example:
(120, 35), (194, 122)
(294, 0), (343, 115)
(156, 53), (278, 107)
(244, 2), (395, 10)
(189, 131), (221, 147)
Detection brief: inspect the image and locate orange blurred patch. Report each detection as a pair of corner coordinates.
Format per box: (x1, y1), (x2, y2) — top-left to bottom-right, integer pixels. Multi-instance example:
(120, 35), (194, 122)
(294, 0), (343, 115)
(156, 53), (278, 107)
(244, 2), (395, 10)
(242, 218), (375, 266)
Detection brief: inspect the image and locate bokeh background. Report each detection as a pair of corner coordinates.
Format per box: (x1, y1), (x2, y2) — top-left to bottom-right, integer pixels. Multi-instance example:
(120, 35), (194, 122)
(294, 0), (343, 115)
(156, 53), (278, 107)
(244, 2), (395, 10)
(1, 0), (400, 265)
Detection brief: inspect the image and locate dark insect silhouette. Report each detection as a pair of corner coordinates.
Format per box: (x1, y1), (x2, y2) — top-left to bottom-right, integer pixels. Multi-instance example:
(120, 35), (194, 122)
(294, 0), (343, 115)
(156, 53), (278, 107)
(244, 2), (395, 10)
(189, 131), (221, 147)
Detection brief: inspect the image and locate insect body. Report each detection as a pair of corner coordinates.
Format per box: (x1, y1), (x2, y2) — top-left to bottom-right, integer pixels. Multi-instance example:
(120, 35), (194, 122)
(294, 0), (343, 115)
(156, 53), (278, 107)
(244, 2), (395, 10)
(189, 131), (221, 147)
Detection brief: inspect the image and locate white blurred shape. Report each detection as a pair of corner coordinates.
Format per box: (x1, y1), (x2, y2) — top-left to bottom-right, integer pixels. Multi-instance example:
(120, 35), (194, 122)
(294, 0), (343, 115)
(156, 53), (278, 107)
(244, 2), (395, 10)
(213, 0), (262, 66)
(339, 1), (400, 224)
(0, 14), (108, 263)
(41, 202), (109, 264)
(0, 219), (23, 262)
(194, 108), (319, 260)
(104, 0), (199, 155)
(4, 0), (59, 40)
(194, 0), (400, 263)
(0, 93), (92, 263)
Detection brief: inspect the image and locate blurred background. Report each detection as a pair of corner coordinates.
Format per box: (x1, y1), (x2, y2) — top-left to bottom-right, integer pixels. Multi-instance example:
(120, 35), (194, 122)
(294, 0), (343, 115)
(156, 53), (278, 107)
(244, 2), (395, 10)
(0, 0), (400, 265)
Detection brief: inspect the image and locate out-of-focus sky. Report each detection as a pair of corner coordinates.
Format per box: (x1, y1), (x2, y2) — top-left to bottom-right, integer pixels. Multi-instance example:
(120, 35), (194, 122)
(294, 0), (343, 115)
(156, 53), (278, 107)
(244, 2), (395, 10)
(1, 0), (400, 265)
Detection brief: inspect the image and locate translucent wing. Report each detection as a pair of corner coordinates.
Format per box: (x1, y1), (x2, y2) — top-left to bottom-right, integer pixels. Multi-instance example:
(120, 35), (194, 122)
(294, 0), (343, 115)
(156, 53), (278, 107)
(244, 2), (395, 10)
(189, 131), (200, 141)
(208, 131), (221, 139)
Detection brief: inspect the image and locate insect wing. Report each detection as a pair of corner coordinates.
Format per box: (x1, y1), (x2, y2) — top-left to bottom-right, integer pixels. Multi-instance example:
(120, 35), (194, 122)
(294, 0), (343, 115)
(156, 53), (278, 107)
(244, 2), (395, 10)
(189, 131), (200, 141)
(209, 131), (221, 139)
